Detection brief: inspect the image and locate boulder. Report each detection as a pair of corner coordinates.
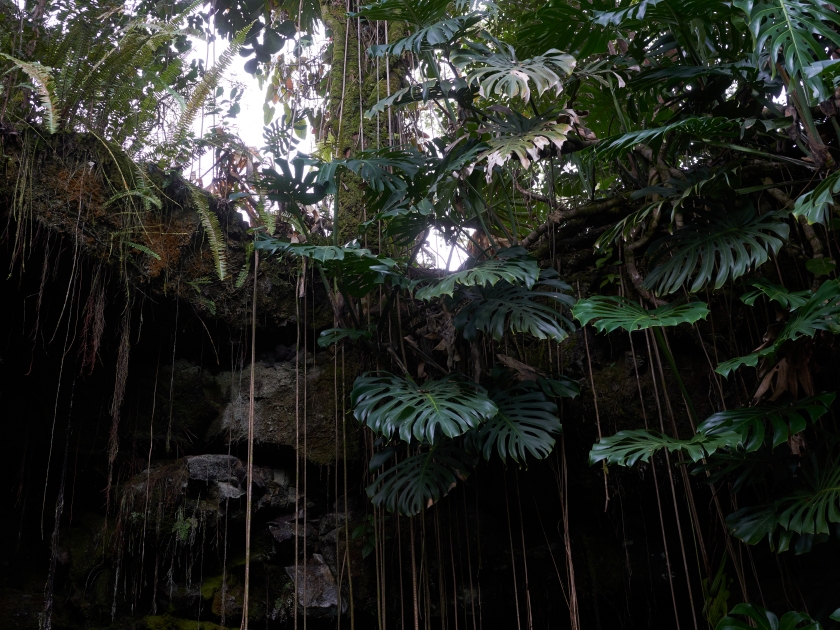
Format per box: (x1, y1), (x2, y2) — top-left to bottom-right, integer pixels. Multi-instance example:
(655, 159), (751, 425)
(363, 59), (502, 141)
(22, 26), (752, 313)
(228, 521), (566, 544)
(284, 554), (347, 617)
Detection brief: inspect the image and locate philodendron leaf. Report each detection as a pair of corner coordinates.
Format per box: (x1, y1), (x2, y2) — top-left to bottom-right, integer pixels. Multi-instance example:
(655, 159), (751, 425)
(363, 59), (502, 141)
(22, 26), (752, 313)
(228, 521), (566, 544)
(415, 249), (540, 300)
(473, 382), (562, 463)
(351, 373), (497, 443)
(589, 429), (739, 466)
(573, 295), (709, 333)
(697, 393), (835, 451)
(366, 441), (477, 515)
(717, 279), (840, 376)
(455, 277), (576, 342)
(715, 603), (818, 630)
(317, 327), (374, 347)
(740, 279), (811, 310)
(642, 209), (789, 295)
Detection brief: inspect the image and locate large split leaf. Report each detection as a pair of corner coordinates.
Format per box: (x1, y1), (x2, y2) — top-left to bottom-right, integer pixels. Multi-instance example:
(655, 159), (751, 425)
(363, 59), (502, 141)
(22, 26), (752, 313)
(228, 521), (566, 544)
(473, 382), (561, 463)
(717, 279), (840, 376)
(716, 603), (822, 630)
(792, 171), (840, 225)
(589, 429), (739, 466)
(573, 295), (710, 333)
(368, 13), (483, 56)
(351, 373), (498, 443)
(697, 393), (835, 451)
(479, 108), (571, 175)
(455, 276), (576, 342)
(727, 449), (840, 550)
(415, 248), (540, 300)
(643, 209), (789, 295)
(366, 441), (477, 515)
(451, 34), (575, 103)
(741, 278), (811, 310)
(735, 0), (840, 102)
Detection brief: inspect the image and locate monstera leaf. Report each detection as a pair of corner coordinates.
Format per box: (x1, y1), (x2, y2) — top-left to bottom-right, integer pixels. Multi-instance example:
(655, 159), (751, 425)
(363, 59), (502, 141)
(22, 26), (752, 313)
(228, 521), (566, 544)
(415, 249), (540, 300)
(317, 147), (425, 195)
(643, 209), (789, 295)
(741, 278), (811, 310)
(717, 279), (840, 376)
(792, 171), (840, 224)
(727, 449), (840, 550)
(317, 326), (375, 348)
(480, 109), (571, 175)
(351, 373), (498, 443)
(716, 603), (822, 630)
(589, 429), (738, 466)
(366, 78), (473, 117)
(366, 441), (477, 515)
(470, 382), (561, 463)
(735, 0), (840, 102)
(591, 117), (739, 162)
(573, 296), (710, 333)
(354, 0), (452, 26)
(455, 276), (576, 342)
(258, 157), (327, 207)
(451, 34), (575, 102)
(697, 393), (835, 451)
(368, 13), (483, 56)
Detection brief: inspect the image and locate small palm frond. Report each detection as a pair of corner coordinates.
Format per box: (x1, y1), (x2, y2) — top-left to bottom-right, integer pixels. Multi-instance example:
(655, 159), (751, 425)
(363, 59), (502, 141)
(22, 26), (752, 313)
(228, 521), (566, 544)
(351, 373), (498, 443)
(589, 428), (738, 466)
(175, 22), (252, 141)
(455, 276), (576, 342)
(697, 393), (835, 451)
(188, 186), (228, 281)
(0, 54), (59, 133)
(366, 442), (477, 515)
(415, 249), (540, 300)
(642, 209), (789, 295)
(573, 295), (709, 333)
(473, 382), (561, 463)
(735, 0), (840, 102)
(318, 147), (425, 194)
(451, 34), (575, 103)
(369, 13), (483, 56)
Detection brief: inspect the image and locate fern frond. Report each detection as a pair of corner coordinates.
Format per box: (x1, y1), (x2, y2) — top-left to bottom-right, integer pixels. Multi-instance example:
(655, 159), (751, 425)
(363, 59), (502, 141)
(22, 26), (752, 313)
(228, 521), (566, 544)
(188, 185), (228, 280)
(0, 54), (59, 133)
(175, 22), (253, 141)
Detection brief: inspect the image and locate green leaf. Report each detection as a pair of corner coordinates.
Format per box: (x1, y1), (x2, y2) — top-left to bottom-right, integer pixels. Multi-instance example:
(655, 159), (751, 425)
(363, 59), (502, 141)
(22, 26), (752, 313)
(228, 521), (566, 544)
(366, 441), (477, 515)
(354, 0), (453, 27)
(805, 257), (836, 277)
(536, 375), (581, 399)
(697, 393), (835, 451)
(792, 171), (840, 225)
(591, 117), (739, 162)
(573, 296), (710, 333)
(317, 327), (374, 347)
(589, 429), (739, 466)
(351, 373), (498, 443)
(0, 54), (59, 133)
(257, 156), (328, 207)
(368, 13), (483, 56)
(716, 603), (781, 630)
(473, 382), (561, 463)
(317, 147), (425, 195)
(479, 108), (571, 175)
(727, 448), (840, 548)
(455, 277), (576, 342)
(365, 78), (472, 117)
(735, 0), (840, 103)
(415, 250), (540, 300)
(451, 34), (575, 103)
(741, 279), (811, 309)
(643, 209), (789, 295)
